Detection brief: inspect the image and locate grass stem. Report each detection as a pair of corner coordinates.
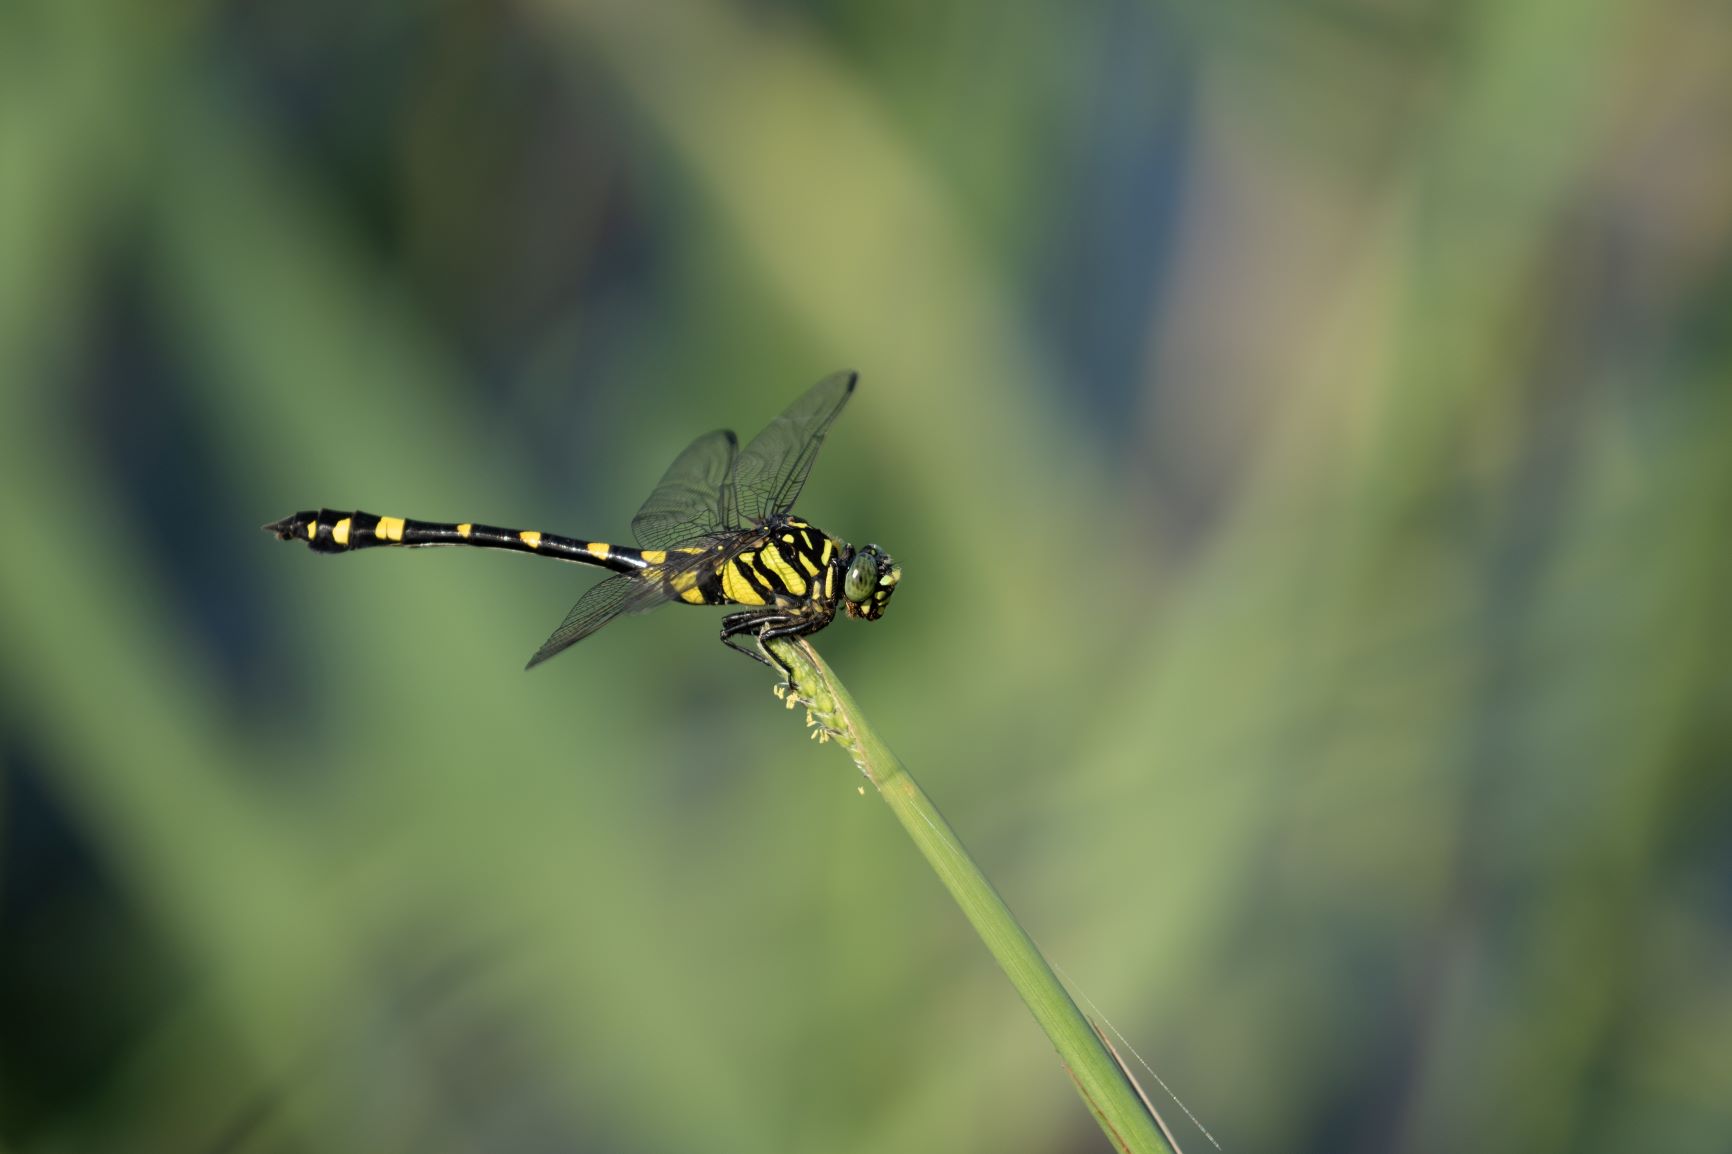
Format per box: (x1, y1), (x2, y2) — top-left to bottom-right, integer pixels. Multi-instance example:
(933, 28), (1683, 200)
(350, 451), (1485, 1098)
(768, 638), (1180, 1154)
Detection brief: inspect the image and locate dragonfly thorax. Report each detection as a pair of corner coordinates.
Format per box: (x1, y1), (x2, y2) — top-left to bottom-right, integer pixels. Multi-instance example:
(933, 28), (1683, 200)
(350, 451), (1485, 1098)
(719, 515), (897, 623)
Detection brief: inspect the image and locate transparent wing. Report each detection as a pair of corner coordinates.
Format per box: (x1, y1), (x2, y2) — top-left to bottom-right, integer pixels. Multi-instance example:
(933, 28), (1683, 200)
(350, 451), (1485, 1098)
(631, 429), (740, 548)
(731, 370), (857, 526)
(524, 574), (672, 669)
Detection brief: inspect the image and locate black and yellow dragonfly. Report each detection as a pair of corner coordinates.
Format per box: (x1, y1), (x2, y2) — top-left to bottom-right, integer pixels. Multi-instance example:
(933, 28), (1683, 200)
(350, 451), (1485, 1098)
(265, 371), (899, 684)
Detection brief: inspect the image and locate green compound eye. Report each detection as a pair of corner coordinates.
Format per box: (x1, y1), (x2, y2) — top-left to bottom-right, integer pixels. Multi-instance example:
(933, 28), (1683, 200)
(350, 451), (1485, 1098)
(841, 545), (898, 621)
(844, 550), (880, 604)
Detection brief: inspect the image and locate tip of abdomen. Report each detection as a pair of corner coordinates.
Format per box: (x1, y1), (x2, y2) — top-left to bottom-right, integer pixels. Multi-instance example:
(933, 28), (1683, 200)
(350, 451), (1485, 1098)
(263, 512), (311, 540)
(263, 510), (343, 551)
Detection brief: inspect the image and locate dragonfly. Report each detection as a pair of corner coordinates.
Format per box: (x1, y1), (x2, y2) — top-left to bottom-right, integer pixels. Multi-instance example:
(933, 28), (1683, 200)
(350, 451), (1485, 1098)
(264, 371), (900, 686)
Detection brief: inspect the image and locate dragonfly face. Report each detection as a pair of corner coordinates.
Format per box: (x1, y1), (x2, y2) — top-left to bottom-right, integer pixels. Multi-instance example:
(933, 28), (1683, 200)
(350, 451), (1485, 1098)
(842, 543), (899, 620)
(266, 371), (897, 687)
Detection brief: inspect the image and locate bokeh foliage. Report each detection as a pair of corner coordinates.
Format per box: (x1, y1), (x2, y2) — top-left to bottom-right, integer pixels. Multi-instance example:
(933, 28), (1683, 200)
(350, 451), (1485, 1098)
(2, 1), (1730, 1152)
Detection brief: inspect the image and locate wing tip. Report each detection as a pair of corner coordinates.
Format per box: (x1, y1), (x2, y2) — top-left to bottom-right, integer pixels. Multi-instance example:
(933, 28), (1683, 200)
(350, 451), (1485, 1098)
(524, 644), (560, 671)
(816, 369), (859, 395)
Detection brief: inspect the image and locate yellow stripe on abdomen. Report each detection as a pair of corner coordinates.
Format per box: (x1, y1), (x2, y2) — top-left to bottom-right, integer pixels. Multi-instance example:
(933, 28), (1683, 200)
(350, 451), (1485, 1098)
(670, 567), (710, 605)
(376, 516), (406, 543)
(519, 530), (542, 548)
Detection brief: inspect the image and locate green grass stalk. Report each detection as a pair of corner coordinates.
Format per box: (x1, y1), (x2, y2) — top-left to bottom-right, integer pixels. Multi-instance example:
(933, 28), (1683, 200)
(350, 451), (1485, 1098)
(767, 637), (1180, 1154)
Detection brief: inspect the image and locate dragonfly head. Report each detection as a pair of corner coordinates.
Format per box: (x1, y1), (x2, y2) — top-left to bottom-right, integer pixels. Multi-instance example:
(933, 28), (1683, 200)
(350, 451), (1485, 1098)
(842, 544), (899, 621)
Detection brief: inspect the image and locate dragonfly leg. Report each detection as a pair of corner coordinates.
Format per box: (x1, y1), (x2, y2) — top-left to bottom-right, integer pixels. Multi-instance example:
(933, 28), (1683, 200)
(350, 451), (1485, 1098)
(720, 610), (793, 673)
(720, 608), (829, 691)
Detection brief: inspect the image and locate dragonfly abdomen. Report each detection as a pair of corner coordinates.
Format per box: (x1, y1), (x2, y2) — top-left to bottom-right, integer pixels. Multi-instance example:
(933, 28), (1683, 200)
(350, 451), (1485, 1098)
(264, 509), (645, 574)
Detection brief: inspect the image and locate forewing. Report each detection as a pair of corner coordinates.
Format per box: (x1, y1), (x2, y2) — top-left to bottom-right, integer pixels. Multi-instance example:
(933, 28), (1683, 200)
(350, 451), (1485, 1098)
(524, 574), (671, 670)
(730, 370), (857, 525)
(631, 429), (739, 549)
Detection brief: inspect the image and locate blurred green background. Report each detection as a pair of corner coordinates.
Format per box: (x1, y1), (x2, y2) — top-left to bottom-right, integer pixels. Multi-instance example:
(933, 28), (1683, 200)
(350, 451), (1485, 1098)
(3, 1), (1731, 1151)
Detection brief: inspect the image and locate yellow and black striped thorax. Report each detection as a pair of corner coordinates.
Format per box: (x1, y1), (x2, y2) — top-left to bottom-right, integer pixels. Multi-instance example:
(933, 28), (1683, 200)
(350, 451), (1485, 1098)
(663, 516), (846, 610)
